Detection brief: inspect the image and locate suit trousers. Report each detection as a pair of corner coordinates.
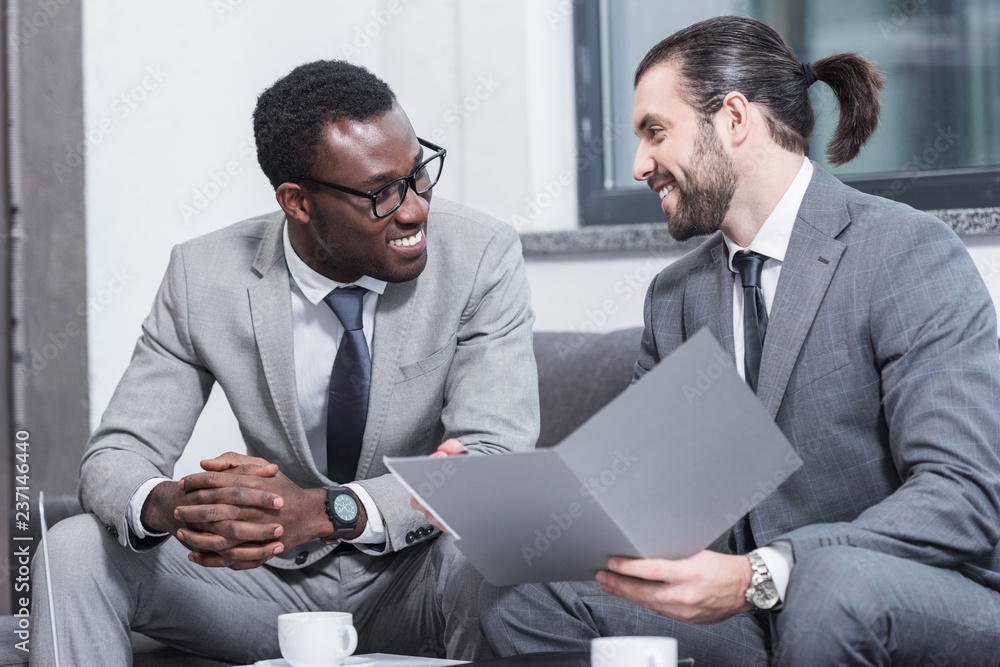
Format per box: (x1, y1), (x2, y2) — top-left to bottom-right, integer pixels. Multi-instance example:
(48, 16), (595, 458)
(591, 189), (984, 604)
(479, 547), (1000, 666)
(31, 513), (492, 665)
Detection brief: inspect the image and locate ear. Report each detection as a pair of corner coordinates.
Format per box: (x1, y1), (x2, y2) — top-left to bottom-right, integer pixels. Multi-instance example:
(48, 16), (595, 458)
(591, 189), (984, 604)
(718, 91), (752, 147)
(276, 182), (312, 224)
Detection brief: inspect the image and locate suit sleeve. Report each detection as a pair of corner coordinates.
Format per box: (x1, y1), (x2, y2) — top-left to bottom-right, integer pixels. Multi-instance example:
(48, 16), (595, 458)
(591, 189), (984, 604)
(350, 224), (539, 554)
(783, 214), (1000, 570)
(79, 244), (215, 549)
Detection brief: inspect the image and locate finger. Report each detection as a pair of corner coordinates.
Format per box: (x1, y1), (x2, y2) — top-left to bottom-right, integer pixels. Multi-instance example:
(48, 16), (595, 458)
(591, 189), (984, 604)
(596, 569), (666, 607)
(174, 503), (282, 527)
(607, 557), (671, 582)
(188, 542), (283, 569)
(177, 513), (284, 543)
(200, 452), (276, 473)
(430, 438), (467, 457)
(180, 487), (283, 513)
(176, 527), (239, 553)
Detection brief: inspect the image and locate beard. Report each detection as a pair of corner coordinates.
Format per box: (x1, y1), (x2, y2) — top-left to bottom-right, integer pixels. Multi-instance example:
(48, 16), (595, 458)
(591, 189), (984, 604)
(664, 120), (739, 242)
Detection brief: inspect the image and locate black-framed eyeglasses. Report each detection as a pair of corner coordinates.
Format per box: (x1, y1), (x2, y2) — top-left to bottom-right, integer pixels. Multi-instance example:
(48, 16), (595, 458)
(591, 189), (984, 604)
(296, 138), (447, 219)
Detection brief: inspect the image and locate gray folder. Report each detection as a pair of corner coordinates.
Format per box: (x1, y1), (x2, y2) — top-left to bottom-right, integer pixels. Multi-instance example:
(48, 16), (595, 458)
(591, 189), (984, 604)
(385, 329), (802, 586)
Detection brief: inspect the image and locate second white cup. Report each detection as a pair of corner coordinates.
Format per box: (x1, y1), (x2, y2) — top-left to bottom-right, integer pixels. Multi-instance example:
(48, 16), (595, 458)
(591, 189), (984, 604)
(591, 636), (678, 667)
(278, 611), (358, 667)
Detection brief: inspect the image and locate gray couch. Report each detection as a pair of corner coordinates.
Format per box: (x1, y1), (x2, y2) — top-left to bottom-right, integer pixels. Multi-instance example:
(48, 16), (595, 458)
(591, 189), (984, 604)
(0, 327), (643, 666)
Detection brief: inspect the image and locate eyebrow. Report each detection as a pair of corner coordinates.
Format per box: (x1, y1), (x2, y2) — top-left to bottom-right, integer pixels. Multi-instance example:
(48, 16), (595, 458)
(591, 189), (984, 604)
(358, 147), (424, 188)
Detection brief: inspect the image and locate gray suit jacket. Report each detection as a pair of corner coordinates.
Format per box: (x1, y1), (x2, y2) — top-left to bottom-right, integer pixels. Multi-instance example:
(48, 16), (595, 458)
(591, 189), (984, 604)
(637, 164), (1000, 591)
(80, 198), (539, 568)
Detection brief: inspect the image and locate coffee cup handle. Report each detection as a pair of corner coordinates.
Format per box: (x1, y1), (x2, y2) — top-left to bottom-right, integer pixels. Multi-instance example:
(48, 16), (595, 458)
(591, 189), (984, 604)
(339, 625), (358, 657)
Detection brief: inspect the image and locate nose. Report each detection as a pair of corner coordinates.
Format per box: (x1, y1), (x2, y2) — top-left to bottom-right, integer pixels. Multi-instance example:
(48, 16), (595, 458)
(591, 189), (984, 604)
(632, 142), (655, 183)
(394, 184), (430, 225)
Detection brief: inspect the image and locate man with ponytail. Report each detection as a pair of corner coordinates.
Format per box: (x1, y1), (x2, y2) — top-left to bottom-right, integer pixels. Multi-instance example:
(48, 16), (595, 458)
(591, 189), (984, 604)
(481, 16), (1000, 666)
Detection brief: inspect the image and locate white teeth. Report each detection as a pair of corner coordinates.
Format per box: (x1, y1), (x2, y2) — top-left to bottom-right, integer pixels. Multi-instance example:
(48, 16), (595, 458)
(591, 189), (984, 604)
(390, 229), (423, 247)
(658, 185), (675, 200)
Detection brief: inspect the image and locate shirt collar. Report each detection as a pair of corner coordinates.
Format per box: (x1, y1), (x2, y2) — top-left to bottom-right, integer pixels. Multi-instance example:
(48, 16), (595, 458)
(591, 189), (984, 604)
(282, 220), (387, 305)
(724, 156), (813, 271)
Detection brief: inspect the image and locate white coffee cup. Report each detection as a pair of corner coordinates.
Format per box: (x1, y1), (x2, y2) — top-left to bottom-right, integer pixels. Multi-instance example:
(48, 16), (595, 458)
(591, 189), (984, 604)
(278, 611), (358, 667)
(591, 636), (678, 667)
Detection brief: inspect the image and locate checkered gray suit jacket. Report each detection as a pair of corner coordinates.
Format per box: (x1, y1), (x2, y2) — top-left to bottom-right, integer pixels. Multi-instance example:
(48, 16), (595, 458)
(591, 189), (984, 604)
(79, 198), (539, 568)
(636, 163), (1000, 592)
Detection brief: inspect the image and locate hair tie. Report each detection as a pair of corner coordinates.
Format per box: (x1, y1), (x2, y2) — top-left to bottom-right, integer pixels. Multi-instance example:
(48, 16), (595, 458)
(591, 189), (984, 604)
(802, 62), (818, 87)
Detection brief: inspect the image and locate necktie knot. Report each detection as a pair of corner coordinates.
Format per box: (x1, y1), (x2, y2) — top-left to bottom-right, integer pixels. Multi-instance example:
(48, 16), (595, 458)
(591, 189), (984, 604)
(733, 250), (768, 290)
(324, 287), (367, 331)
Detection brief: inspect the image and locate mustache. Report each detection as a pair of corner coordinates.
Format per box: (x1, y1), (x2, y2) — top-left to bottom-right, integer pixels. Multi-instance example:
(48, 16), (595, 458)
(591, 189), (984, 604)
(647, 171), (677, 192)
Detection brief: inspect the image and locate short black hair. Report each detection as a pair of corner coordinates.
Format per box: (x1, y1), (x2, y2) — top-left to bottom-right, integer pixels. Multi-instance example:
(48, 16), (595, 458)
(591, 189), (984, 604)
(253, 60), (396, 189)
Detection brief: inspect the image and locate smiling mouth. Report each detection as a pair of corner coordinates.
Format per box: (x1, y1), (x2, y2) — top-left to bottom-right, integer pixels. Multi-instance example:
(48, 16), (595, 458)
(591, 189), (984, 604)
(388, 229), (423, 247)
(658, 184), (676, 200)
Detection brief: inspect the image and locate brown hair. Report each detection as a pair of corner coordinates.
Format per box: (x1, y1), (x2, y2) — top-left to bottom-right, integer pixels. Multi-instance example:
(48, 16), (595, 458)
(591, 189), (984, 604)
(634, 16), (885, 165)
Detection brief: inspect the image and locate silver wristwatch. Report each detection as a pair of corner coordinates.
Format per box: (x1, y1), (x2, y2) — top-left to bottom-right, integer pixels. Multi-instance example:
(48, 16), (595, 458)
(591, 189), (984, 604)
(745, 550), (781, 611)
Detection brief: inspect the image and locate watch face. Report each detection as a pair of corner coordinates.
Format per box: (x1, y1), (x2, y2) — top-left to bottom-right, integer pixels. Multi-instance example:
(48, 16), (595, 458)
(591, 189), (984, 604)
(333, 493), (359, 522)
(752, 580), (780, 609)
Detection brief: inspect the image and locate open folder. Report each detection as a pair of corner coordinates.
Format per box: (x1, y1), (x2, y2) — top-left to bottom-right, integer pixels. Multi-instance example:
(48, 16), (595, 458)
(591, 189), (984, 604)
(385, 329), (802, 586)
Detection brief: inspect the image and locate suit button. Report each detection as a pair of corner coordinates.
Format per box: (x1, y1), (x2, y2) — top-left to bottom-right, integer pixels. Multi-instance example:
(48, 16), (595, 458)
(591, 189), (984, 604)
(419, 527), (431, 537)
(405, 532), (416, 544)
(105, 524), (119, 539)
(295, 551), (308, 565)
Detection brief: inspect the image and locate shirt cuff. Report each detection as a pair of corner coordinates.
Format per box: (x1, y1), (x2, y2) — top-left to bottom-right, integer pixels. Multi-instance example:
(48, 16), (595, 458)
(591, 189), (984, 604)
(342, 483), (385, 545)
(126, 477), (172, 540)
(755, 540), (794, 602)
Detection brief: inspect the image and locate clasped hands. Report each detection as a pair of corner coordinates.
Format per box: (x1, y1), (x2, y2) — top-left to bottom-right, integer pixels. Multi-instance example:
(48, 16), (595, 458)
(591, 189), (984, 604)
(142, 451), (326, 571)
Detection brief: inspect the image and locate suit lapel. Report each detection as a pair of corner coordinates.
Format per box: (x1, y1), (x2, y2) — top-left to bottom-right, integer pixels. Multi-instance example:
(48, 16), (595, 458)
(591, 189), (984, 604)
(248, 219), (314, 473)
(756, 167), (850, 418)
(683, 237), (735, 359)
(354, 279), (417, 478)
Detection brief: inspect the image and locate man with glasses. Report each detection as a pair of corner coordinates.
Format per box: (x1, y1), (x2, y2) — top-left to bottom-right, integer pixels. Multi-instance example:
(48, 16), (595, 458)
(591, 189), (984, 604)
(32, 60), (538, 664)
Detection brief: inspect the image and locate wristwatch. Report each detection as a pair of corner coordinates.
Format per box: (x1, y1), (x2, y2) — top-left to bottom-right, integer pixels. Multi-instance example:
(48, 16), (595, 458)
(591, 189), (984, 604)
(745, 550), (781, 611)
(323, 487), (360, 543)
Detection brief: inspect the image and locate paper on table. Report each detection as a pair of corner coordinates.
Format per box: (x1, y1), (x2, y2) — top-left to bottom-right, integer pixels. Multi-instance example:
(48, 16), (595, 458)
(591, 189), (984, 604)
(386, 329), (802, 586)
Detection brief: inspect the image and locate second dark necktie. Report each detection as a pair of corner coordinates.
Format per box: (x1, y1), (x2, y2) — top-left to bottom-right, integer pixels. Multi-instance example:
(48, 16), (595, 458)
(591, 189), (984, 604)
(323, 286), (371, 483)
(733, 250), (769, 394)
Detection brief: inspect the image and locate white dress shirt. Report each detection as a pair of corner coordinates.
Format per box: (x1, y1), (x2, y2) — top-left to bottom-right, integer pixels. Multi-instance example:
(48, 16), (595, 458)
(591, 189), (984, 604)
(127, 221), (389, 546)
(722, 156), (813, 603)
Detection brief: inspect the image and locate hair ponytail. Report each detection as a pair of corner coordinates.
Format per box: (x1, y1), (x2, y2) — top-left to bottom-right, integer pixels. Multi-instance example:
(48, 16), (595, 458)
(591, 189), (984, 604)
(809, 54), (886, 165)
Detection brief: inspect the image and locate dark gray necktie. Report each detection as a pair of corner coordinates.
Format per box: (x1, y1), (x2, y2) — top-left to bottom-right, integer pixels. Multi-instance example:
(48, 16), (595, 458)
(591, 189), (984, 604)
(733, 250), (769, 394)
(323, 287), (371, 483)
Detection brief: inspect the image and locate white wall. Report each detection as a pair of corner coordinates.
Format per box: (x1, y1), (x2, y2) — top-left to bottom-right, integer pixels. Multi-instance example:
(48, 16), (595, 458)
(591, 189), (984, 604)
(83, 1), (1000, 476)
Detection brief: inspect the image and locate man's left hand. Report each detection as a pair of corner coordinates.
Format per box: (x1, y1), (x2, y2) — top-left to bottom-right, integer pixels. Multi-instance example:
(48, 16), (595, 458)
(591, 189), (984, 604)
(596, 550), (754, 624)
